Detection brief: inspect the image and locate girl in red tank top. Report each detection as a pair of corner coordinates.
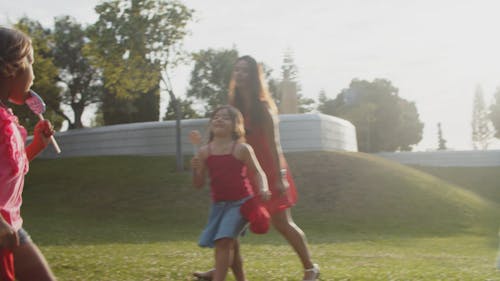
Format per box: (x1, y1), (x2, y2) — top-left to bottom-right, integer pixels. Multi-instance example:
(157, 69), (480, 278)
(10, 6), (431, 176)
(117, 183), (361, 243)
(190, 105), (270, 281)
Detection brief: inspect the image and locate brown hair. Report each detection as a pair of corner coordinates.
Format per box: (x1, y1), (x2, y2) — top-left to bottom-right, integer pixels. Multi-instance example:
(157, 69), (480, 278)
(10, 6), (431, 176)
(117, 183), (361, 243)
(208, 105), (246, 142)
(228, 55), (277, 125)
(0, 27), (32, 78)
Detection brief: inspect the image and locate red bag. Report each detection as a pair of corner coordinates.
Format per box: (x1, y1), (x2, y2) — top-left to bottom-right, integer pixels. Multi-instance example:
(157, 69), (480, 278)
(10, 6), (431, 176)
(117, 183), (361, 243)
(240, 196), (270, 234)
(0, 248), (15, 281)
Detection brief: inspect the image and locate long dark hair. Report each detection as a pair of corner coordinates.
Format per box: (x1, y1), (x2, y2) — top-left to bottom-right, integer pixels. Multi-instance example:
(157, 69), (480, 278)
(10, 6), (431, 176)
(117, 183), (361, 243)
(228, 55), (277, 125)
(208, 105), (246, 142)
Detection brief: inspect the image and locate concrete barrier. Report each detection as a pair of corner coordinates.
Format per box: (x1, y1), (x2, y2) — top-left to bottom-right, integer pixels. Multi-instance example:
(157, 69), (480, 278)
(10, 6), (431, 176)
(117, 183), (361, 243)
(36, 113), (358, 158)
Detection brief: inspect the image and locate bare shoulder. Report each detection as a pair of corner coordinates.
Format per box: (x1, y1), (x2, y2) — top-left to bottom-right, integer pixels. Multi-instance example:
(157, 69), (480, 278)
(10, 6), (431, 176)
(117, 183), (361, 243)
(233, 142), (252, 160)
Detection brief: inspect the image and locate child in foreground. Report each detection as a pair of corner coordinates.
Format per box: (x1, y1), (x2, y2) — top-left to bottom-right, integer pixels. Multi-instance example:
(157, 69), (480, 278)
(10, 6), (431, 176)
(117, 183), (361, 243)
(190, 105), (270, 281)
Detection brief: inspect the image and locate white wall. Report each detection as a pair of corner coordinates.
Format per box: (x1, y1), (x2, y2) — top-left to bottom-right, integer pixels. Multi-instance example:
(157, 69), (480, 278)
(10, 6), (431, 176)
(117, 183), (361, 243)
(377, 150), (500, 167)
(37, 113), (358, 158)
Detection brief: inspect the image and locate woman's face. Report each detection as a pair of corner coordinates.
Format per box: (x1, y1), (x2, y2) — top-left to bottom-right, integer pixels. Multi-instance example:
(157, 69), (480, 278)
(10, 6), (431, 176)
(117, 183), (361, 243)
(232, 59), (251, 89)
(8, 48), (35, 105)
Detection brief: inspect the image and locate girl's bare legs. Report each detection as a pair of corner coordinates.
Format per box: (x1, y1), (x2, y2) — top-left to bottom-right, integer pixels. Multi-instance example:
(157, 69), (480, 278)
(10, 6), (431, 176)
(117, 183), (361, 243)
(230, 240), (246, 281)
(13, 242), (56, 281)
(213, 238), (238, 281)
(194, 240), (246, 281)
(271, 209), (316, 280)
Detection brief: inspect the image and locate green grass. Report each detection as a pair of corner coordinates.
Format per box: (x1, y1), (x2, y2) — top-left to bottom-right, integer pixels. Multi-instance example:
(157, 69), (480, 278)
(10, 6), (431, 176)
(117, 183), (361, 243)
(21, 152), (500, 280)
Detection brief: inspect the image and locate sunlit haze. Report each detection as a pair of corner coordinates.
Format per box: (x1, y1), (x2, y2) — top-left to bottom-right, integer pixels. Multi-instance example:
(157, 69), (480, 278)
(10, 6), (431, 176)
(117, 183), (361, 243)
(2, 0), (499, 150)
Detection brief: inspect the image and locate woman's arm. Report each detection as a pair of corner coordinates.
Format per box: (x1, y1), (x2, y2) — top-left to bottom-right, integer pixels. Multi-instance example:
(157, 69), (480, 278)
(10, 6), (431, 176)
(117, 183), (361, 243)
(261, 107), (289, 192)
(237, 143), (270, 200)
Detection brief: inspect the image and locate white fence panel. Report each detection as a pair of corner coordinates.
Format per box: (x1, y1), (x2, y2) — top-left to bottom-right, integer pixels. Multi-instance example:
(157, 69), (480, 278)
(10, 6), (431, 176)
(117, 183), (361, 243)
(36, 113), (358, 158)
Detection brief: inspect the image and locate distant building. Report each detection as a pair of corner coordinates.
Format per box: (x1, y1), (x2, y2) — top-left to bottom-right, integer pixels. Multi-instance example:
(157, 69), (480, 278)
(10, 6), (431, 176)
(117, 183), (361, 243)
(279, 80), (298, 114)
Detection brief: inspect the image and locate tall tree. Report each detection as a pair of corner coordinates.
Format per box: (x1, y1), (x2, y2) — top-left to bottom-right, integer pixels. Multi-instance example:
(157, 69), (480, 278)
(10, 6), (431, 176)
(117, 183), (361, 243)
(163, 97), (199, 121)
(53, 16), (102, 129)
(277, 49), (315, 113)
(317, 79), (424, 152)
(489, 87), (500, 139)
(14, 18), (63, 132)
(437, 122), (447, 150)
(471, 86), (492, 150)
(87, 0), (193, 125)
(186, 48), (238, 114)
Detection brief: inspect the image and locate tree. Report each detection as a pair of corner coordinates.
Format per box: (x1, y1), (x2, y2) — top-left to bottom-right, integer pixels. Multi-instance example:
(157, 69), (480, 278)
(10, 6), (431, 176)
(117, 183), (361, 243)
(276, 49), (315, 113)
(163, 97), (200, 120)
(471, 86), (493, 150)
(53, 16), (102, 129)
(186, 48), (239, 114)
(87, 0), (193, 125)
(489, 87), (500, 139)
(317, 79), (424, 152)
(14, 18), (63, 132)
(437, 122), (447, 150)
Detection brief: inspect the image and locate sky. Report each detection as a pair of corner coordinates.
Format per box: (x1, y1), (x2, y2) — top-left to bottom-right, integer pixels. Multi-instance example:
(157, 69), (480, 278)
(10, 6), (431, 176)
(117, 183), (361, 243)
(1, 0), (499, 151)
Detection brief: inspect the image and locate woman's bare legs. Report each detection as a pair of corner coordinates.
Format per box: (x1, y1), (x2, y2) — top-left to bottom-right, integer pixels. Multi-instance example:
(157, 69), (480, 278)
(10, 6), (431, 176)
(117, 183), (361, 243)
(270, 209), (316, 280)
(13, 242), (56, 281)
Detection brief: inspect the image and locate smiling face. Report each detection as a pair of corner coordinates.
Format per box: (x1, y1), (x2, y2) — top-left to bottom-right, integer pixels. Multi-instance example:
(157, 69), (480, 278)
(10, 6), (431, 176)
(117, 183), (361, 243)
(8, 48), (35, 105)
(210, 108), (234, 137)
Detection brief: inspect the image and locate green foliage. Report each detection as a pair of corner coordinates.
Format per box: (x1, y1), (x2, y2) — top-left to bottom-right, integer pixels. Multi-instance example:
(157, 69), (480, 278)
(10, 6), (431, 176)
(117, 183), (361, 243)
(87, 0), (193, 124)
(317, 79), (424, 152)
(13, 18), (63, 131)
(52, 16), (102, 129)
(162, 97), (200, 120)
(471, 86), (493, 150)
(186, 48), (239, 114)
(489, 87), (500, 139)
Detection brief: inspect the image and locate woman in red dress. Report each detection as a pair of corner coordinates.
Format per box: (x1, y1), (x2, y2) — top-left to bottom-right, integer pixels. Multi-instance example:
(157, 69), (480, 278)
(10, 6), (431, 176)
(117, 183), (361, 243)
(194, 56), (319, 281)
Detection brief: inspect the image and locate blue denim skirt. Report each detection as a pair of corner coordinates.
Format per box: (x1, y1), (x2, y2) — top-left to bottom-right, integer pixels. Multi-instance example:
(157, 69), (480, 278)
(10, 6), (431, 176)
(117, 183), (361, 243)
(198, 197), (250, 248)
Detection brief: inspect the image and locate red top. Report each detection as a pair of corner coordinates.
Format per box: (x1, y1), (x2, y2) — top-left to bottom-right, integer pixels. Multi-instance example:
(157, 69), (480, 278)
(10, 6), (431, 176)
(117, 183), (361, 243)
(206, 143), (253, 202)
(244, 118), (298, 214)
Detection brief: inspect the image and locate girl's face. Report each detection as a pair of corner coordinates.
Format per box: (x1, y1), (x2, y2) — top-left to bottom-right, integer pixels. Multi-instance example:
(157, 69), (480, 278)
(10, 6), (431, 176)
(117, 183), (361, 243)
(210, 108), (234, 137)
(8, 48), (35, 105)
(232, 60), (251, 89)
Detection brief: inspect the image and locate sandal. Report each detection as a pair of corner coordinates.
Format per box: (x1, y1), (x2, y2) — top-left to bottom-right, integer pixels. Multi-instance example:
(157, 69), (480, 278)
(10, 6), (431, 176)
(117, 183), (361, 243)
(303, 264), (320, 281)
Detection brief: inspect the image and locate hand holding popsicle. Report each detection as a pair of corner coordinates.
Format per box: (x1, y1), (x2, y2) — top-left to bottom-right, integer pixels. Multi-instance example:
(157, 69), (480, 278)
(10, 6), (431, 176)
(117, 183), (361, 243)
(189, 130), (202, 154)
(25, 90), (61, 154)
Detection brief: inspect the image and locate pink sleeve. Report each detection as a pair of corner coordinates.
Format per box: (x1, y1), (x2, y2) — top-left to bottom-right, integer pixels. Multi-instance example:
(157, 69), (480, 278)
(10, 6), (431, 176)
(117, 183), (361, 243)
(0, 111), (23, 190)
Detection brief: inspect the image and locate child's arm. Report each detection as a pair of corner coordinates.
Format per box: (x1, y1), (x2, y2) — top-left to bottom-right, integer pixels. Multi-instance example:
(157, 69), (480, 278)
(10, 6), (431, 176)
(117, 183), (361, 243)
(26, 120), (54, 161)
(191, 145), (208, 189)
(237, 143), (270, 201)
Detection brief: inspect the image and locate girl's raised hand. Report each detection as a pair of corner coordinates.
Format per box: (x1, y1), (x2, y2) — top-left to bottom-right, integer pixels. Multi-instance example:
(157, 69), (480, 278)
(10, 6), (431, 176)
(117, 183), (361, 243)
(190, 156), (202, 170)
(189, 130), (202, 156)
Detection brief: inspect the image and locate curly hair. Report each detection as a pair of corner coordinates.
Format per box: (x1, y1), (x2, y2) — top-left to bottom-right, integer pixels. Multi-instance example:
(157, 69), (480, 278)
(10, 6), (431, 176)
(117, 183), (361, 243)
(0, 27), (32, 78)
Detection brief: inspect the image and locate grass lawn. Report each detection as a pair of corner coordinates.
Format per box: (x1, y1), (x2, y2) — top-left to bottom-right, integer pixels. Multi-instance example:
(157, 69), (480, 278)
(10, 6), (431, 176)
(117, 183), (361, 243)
(22, 153), (500, 280)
